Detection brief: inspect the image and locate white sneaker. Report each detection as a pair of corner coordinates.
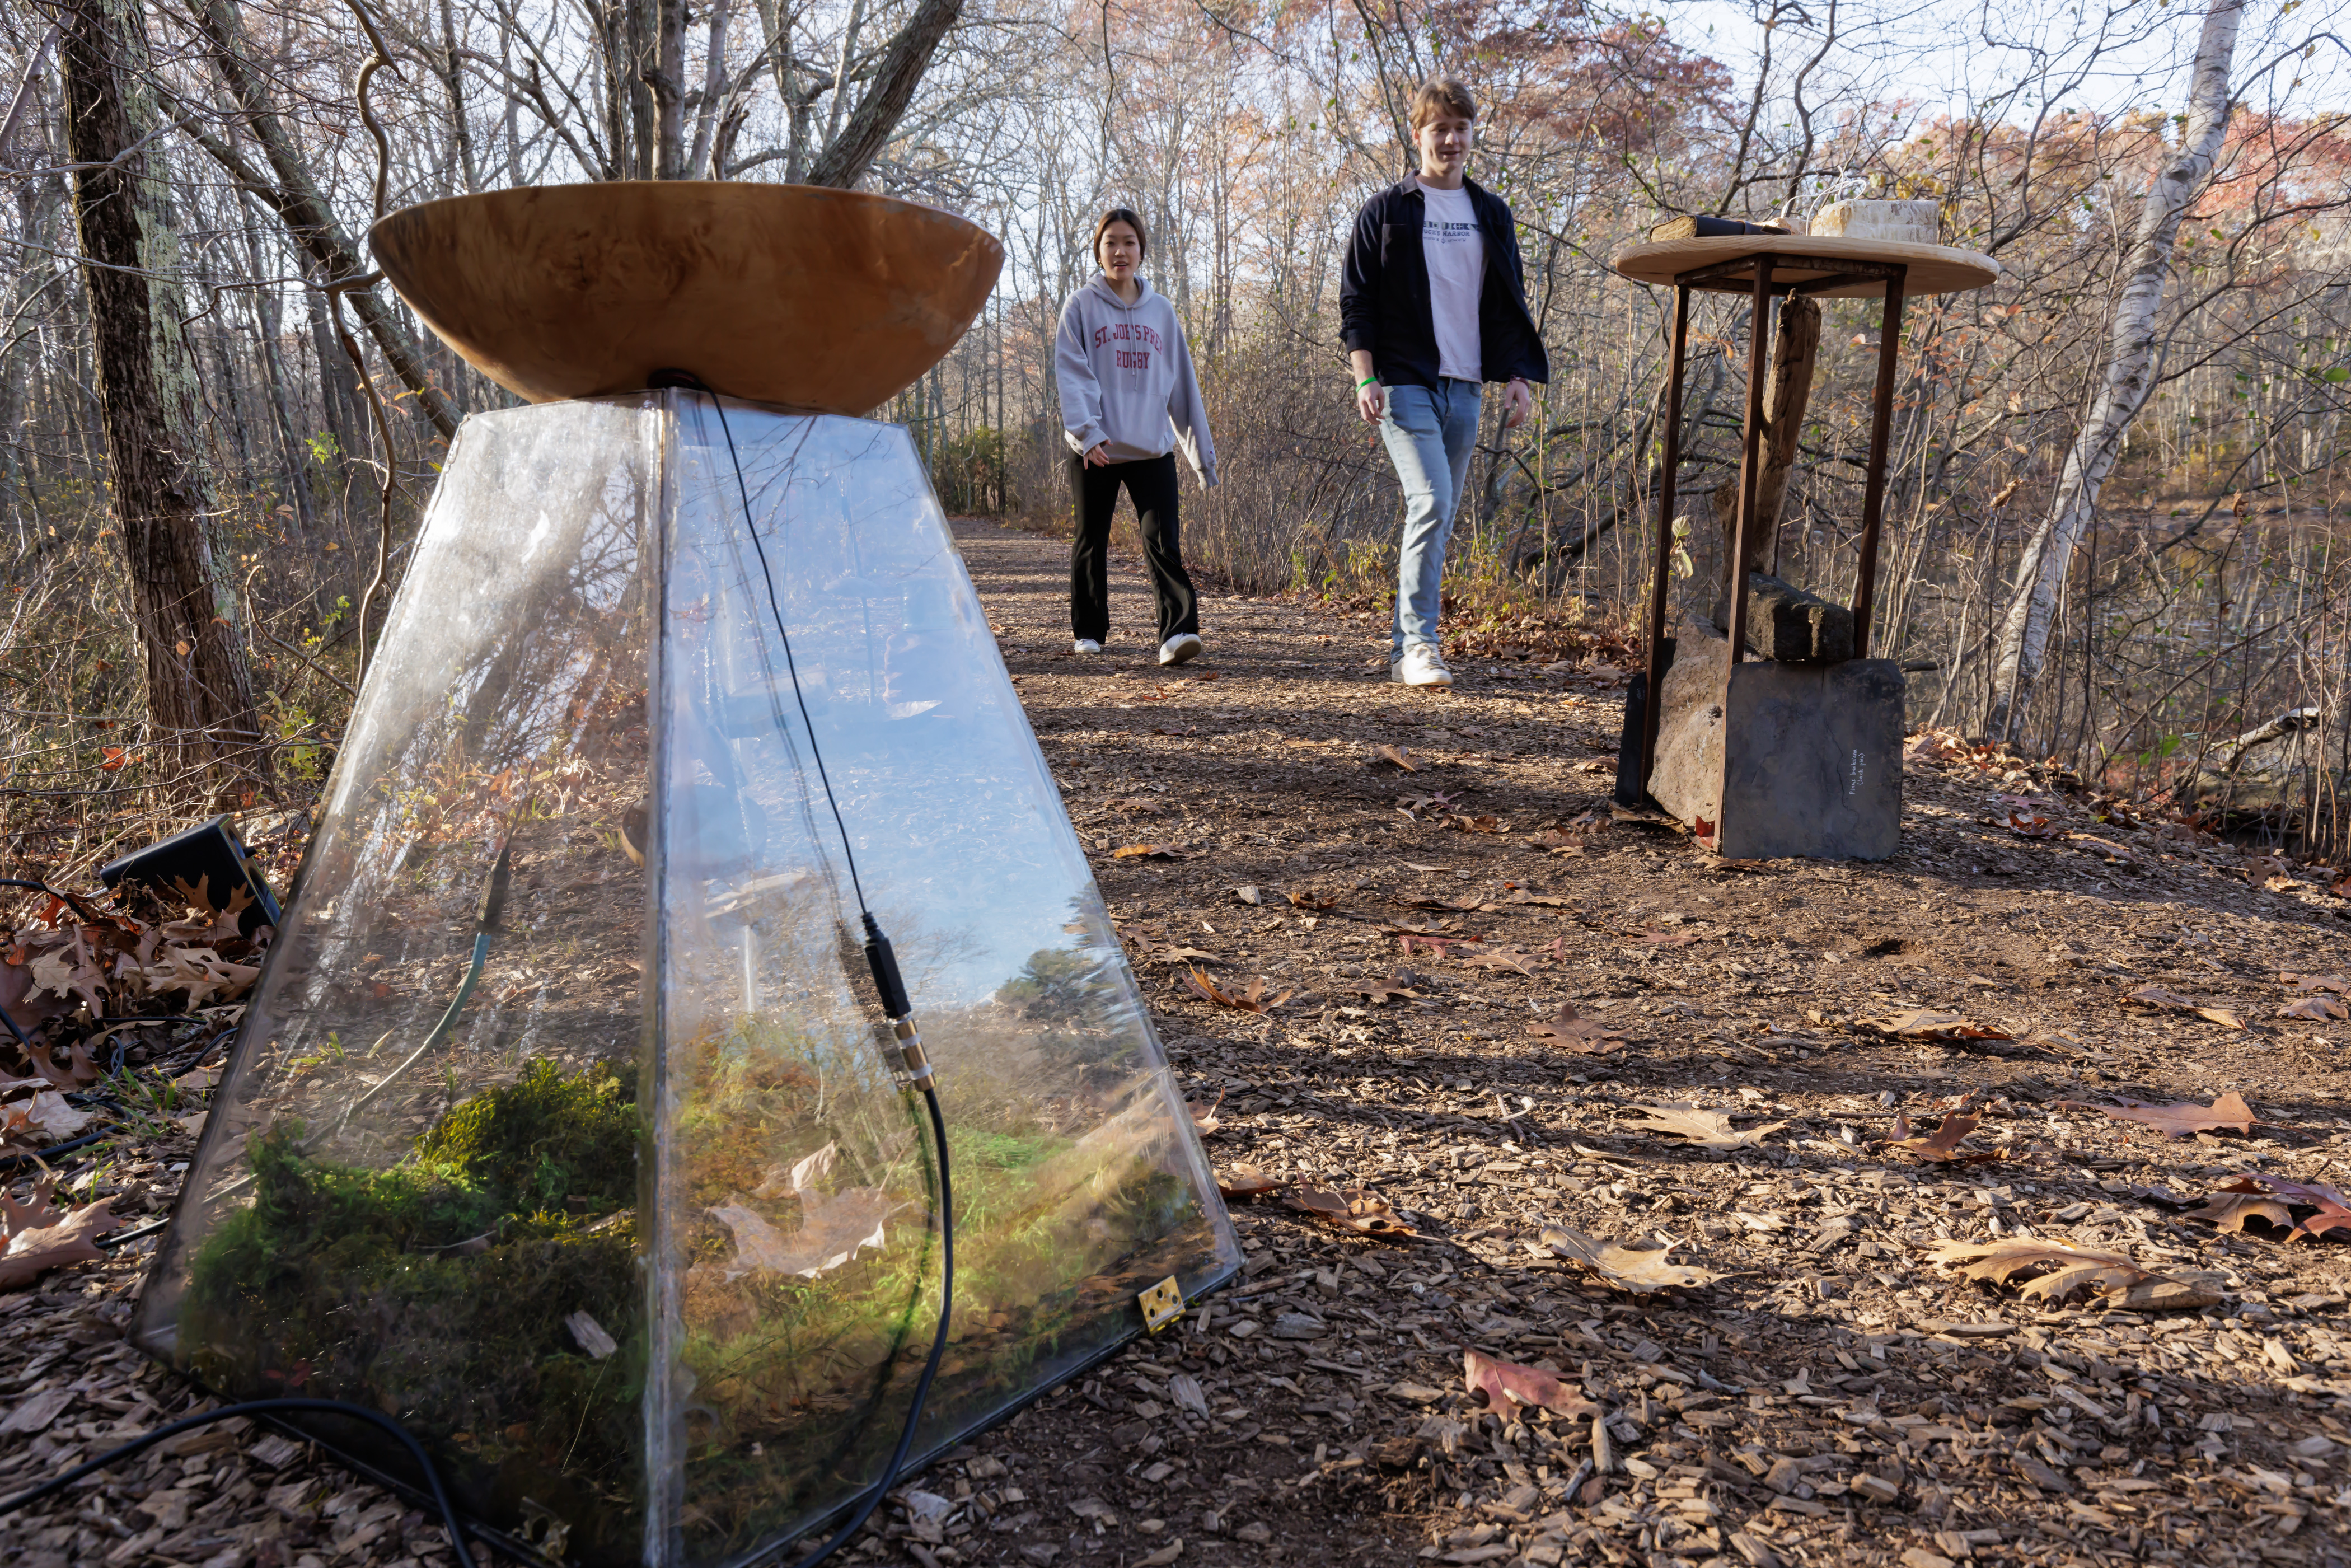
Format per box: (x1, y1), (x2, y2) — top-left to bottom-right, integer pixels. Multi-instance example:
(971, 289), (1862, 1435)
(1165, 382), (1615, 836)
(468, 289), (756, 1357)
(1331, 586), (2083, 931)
(1396, 644), (1453, 687)
(1158, 633), (1203, 667)
(1073, 638), (1102, 654)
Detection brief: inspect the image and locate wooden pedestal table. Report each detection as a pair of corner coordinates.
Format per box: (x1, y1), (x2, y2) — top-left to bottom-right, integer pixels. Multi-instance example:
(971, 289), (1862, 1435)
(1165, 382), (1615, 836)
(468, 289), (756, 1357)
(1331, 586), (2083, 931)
(1610, 233), (1998, 860)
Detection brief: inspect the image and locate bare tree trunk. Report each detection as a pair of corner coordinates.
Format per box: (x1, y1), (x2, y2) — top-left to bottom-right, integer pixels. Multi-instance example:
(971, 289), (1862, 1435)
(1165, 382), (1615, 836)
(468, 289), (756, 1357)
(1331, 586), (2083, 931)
(1984, 0), (2245, 745)
(51, 0), (265, 785)
(436, 0), (481, 194)
(685, 0), (731, 177)
(652, 0), (687, 178)
(185, 0), (460, 441)
(805, 0), (961, 189)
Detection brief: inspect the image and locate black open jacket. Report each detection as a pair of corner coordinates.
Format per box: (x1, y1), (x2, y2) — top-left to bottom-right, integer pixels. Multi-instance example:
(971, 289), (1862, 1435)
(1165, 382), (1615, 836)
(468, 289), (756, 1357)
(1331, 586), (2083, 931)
(1339, 176), (1551, 392)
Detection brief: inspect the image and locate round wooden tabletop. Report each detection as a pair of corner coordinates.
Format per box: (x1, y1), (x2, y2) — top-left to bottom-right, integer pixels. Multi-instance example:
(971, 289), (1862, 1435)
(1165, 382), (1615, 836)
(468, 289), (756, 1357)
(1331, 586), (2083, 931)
(1612, 234), (1999, 297)
(368, 182), (1003, 417)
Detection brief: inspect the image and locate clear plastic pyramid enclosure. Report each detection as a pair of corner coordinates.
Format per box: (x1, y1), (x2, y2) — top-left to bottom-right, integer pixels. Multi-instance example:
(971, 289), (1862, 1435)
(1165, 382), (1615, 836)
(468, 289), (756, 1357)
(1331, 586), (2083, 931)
(130, 187), (1238, 1566)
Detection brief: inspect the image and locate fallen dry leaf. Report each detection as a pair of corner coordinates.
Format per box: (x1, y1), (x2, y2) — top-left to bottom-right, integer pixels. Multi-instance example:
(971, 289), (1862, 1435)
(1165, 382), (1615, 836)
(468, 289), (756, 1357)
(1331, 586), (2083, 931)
(1884, 1111), (2005, 1166)
(1156, 945), (1219, 966)
(2059, 1092), (2257, 1140)
(1463, 1349), (1598, 1419)
(1860, 1010), (2016, 1042)
(2181, 1192), (2296, 1235)
(1112, 843), (1186, 860)
(707, 1189), (901, 1281)
(0, 1089), (95, 1149)
(1217, 1166), (1281, 1201)
(1183, 968), (1291, 1014)
(25, 940), (107, 1015)
(1622, 1104), (1787, 1150)
(1286, 1185), (1418, 1242)
(1357, 974), (1421, 1004)
(2283, 972), (2350, 994)
(1402, 892), (1484, 912)
(24, 1040), (99, 1088)
(1187, 1093), (1225, 1136)
(2066, 832), (2135, 862)
(1374, 745), (1418, 773)
(2121, 984), (2245, 1029)
(2006, 810), (2060, 840)
(1108, 797), (1170, 815)
(2281, 994), (2349, 1021)
(1629, 928), (1698, 948)
(1459, 948), (1533, 976)
(1286, 891), (1338, 912)
(0, 1181), (119, 1290)
(2222, 1173), (2351, 1243)
(1528, 1007), (1625, 1051)
(1539, 1223), (1721, 1294)
(1441, 814), (1503, 834)
(1929, 1238), (2222, 1312)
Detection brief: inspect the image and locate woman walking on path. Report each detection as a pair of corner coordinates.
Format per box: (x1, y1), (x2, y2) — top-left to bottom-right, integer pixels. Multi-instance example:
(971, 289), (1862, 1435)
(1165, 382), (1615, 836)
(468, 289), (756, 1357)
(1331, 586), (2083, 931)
(1341, 76), (1549, 689)
(1056, 208), (1218, 666)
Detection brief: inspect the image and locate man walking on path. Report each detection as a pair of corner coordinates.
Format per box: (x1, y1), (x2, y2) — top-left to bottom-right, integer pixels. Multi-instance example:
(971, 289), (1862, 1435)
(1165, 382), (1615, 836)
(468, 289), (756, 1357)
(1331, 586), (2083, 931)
(1341, 76), (1548, 689)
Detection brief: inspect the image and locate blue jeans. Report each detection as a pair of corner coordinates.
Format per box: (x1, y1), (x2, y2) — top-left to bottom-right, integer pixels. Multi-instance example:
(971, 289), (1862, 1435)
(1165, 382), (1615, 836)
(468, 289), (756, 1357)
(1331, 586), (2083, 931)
(1379, 379), (1482, 660)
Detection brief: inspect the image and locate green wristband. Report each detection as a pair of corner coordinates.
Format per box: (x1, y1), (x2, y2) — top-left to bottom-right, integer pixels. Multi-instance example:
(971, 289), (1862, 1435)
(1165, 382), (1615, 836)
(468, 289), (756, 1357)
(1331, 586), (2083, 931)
(1356, 375), (1378, 388)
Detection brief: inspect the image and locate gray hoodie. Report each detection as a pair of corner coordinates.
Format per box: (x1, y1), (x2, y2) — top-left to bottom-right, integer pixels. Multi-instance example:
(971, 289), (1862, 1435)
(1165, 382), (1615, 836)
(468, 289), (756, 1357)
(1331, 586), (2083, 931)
(1055, 276), (1218, 486)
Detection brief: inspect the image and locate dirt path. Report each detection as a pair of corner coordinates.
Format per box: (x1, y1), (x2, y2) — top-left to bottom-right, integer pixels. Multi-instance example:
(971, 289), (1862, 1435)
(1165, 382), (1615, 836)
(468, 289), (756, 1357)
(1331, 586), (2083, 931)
(6, 517), (2350, 1568)
(940, 517), (2351, 1568)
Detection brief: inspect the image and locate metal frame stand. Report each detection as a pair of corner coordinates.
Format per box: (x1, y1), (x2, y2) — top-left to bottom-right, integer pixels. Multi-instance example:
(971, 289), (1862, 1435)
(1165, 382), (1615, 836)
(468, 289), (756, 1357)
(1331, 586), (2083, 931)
(1634, 254), (1910, 800)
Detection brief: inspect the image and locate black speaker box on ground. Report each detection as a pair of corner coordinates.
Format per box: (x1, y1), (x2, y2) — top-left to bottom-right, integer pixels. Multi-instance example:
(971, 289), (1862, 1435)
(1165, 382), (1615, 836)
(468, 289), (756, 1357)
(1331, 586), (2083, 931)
(99, 816), (281, 934)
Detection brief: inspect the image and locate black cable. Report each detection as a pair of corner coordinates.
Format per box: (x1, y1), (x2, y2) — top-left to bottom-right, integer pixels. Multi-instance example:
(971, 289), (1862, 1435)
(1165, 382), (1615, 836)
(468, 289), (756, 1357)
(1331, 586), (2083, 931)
(0, 1397), (479, 1568)
(96, 1216), (167, 1251)
(0, 1126), (114, 1173)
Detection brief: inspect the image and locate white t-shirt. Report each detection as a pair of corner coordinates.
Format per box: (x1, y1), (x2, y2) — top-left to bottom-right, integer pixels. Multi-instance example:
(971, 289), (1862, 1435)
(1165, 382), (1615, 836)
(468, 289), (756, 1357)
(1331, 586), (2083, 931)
(1420, 180), (1484, 382)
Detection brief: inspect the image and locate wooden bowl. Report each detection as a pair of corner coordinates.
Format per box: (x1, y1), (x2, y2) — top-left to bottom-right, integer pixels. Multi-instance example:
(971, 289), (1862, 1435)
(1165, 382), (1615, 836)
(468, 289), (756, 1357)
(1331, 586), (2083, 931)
(1612, 233), (1998, 298)
(368, 183), (1003, 416)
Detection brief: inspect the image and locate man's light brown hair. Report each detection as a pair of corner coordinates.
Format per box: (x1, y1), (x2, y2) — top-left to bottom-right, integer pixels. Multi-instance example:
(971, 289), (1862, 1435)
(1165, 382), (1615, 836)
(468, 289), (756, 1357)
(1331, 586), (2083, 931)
(1409, 76), (1478, 133)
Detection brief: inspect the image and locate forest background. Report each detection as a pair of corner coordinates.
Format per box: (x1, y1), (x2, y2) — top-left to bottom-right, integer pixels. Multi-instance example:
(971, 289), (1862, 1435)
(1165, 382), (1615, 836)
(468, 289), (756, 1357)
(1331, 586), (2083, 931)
(1, 0), (2347, 870)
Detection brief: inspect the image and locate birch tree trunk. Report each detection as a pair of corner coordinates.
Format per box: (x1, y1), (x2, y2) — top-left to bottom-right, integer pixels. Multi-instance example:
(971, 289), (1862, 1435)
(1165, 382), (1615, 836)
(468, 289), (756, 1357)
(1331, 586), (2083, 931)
(1983, 0), (2245, 746)
(52, 0), (265, 785)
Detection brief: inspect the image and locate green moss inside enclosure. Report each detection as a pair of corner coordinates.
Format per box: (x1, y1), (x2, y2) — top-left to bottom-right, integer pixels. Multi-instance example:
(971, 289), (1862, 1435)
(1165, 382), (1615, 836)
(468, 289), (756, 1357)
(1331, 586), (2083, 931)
(181, 1060), (647, 1562)
(180, 1050), (1208, 1565)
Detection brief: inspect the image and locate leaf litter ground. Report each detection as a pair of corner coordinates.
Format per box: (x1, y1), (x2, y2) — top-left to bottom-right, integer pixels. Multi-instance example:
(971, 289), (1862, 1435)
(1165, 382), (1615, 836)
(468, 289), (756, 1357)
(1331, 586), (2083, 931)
(5, 518), (2351, 1568)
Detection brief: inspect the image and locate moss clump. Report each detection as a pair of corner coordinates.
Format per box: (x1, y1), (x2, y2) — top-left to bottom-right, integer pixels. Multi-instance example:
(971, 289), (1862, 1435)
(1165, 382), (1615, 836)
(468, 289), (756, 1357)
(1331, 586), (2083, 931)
(181, 1059), (645, 1565)
(413, 1056), (636, 1212)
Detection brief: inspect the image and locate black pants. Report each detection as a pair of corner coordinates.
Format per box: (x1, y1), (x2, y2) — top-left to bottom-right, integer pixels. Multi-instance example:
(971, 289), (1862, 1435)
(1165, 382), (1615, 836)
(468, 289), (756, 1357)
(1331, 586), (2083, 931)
(1067, 452), (1198, 644)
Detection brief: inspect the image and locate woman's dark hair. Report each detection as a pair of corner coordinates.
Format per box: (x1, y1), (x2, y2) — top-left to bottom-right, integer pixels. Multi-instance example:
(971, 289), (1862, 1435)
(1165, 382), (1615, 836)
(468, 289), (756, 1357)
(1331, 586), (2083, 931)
(1092, 208), (1148, 265)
